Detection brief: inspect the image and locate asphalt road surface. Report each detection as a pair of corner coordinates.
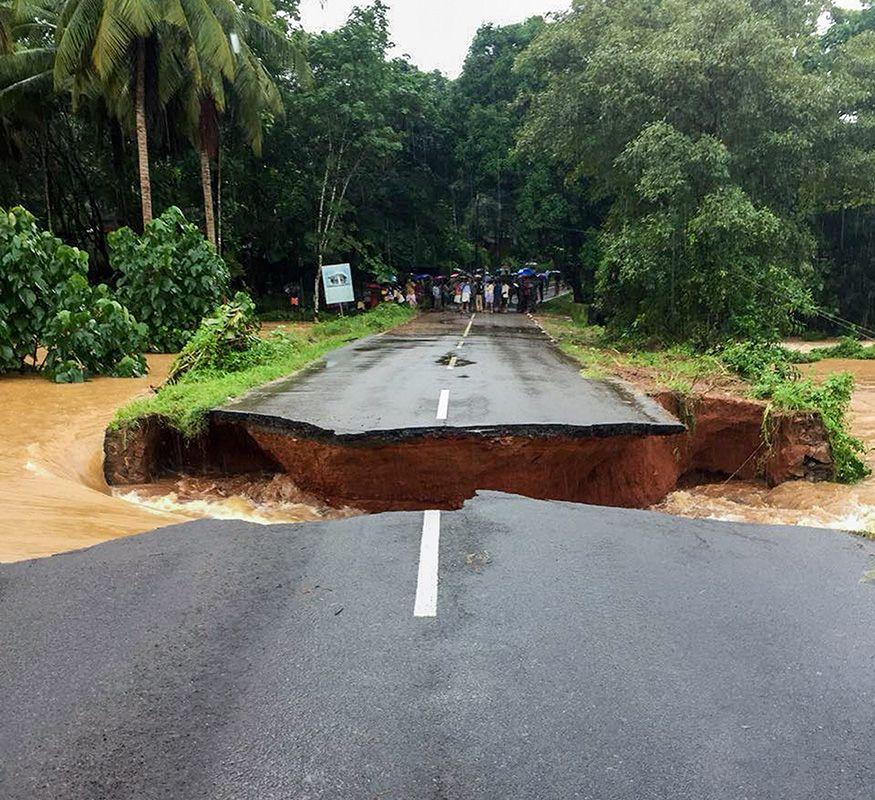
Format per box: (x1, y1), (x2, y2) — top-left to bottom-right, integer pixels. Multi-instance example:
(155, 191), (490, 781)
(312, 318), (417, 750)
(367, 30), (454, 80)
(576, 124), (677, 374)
(2, 492), (874, 799)
(218, 311), (683, 439)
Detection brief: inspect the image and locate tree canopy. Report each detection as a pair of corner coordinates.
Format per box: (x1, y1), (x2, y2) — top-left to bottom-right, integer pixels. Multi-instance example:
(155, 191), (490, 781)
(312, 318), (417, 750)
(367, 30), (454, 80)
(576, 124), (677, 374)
(3, 0), (875, 341)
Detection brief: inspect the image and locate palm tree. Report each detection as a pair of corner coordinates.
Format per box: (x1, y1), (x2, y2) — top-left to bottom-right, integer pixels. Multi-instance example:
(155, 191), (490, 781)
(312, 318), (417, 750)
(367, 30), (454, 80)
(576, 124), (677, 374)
(171, 0), (308, 247)
(53, 0), (164, 228)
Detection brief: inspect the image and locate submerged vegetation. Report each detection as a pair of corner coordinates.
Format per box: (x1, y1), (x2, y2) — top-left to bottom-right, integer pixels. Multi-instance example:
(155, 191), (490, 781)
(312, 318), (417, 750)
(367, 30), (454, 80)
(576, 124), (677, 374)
(111, 303), (415, 437)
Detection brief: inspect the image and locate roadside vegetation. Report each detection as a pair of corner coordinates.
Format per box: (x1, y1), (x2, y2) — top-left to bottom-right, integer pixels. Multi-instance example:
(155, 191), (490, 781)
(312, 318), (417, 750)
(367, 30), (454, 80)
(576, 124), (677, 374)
(111, 302), (415, 438)
(538, 299), (869, 484)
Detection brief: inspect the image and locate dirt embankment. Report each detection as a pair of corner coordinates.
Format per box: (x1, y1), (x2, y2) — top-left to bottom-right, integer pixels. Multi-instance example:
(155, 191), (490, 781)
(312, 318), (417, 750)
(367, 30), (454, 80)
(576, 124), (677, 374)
(104, 391), (832, 513)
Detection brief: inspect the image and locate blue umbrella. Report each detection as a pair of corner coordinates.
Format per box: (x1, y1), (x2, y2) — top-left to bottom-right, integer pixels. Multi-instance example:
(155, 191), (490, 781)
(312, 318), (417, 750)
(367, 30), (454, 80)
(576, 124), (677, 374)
(517, 268), (537, 277)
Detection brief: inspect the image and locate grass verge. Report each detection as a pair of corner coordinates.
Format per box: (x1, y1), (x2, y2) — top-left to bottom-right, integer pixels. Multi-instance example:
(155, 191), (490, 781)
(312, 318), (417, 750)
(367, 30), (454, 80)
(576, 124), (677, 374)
(111, 303), (416, 438)
(538, 305), (869, 483)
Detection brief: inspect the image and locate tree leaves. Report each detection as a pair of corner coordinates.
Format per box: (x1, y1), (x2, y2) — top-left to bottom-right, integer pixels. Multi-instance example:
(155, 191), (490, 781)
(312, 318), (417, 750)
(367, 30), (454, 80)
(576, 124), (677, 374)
(110, 205), (229, 351)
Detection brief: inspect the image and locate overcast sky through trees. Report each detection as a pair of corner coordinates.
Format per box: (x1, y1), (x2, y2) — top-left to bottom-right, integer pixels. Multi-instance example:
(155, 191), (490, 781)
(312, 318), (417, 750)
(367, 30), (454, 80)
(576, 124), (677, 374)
(298, 0), (572, 77)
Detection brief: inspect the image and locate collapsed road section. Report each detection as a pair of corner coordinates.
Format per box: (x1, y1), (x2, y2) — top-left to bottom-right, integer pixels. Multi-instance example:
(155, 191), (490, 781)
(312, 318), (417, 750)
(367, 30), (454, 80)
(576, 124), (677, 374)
(104, 313), (833, 511)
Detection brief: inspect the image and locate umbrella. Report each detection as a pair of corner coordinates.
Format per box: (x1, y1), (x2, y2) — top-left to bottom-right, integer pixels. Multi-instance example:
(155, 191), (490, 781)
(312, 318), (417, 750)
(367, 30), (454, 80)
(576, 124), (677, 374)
(517, 268), (537, 277)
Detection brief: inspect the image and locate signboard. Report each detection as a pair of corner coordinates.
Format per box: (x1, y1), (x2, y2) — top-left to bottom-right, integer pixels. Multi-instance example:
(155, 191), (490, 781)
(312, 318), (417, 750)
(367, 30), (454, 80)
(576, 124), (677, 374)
(321, 263), (355, 305)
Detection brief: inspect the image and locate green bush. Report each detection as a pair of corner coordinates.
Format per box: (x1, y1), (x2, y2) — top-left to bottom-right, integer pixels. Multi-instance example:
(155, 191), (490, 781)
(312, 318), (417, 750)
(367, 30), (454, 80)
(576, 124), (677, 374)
(165, 292), (261, 384)
(719, 341), (798, 383)
(803, 336), (875, 362)
(110, 207), (230, 352)
(42, 274), (147, 383)
(0, 206), (80, 371)
(719, 340), (869, 483)
(0, 205), (146, 382)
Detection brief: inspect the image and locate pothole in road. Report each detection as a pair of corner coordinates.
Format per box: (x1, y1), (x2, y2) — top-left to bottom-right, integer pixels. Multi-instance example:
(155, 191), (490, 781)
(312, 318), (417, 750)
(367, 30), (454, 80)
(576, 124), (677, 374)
(437, 353), (475, 367)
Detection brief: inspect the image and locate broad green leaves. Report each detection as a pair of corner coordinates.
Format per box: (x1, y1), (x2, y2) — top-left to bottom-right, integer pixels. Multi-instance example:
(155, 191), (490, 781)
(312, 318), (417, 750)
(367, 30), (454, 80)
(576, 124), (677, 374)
(42, 272), (147, 382)
(0, 205), (146, 380)
(110, 205), (229, 351)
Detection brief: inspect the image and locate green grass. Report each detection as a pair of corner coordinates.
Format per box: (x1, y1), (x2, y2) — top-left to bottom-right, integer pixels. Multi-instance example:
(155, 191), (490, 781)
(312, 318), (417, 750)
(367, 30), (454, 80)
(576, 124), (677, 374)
(539, 304), (727, 391)
(538, 304), (869, 484)
(111, 303), (416, 437)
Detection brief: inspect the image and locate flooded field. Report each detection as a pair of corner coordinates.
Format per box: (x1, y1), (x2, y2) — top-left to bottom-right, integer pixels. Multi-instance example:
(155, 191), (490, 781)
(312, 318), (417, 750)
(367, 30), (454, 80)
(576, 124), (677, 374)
(659, 357), (875, 533)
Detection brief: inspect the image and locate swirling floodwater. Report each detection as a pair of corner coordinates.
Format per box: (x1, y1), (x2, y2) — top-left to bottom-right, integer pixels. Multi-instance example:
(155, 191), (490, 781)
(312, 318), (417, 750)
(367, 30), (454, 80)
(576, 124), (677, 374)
(0, 352), (330, 563)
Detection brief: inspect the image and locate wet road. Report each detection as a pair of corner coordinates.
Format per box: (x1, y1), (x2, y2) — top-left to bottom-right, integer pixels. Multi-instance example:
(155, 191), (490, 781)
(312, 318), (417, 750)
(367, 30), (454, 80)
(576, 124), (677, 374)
(1, 492), (873, 799)
(218, 312), (682, 439)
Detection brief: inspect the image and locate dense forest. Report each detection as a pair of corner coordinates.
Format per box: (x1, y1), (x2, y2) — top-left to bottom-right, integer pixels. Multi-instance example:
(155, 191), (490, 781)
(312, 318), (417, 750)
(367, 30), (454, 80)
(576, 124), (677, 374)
(4, 0), (875, 342)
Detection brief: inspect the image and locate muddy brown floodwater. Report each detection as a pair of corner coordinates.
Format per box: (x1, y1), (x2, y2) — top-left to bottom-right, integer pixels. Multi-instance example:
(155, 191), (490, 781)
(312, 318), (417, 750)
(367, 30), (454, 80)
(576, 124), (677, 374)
(4, 337), (875, 563)
(658, 357), (875, 533)
(0, 352), (336, 563)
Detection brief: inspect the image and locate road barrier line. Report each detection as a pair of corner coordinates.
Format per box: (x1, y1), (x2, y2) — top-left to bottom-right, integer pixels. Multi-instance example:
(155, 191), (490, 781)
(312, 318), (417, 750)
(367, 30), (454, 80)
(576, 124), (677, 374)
(447, 355), (457, 370)
(436, 389), (450, 420)
(414, 510), (441, 617)
(463, 314), (475, 337)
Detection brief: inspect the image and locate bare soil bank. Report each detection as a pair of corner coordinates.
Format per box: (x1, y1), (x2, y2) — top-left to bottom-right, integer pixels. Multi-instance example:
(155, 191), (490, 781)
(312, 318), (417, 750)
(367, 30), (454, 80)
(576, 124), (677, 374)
(104, 392), (832, 512)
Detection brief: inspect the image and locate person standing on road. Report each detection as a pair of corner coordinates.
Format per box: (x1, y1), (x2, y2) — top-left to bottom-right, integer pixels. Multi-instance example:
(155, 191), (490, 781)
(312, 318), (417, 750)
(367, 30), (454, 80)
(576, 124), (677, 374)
(501, 280), (510, 312)
(432, 281), (442, 311)
(484, 279), (495, 313)
(475, 278), (484, 312)
(461, 279), (472, 312)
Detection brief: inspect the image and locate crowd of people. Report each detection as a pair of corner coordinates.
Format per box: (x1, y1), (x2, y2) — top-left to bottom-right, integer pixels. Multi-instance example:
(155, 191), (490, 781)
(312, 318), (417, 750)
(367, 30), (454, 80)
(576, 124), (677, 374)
(371, 270), (562, 314)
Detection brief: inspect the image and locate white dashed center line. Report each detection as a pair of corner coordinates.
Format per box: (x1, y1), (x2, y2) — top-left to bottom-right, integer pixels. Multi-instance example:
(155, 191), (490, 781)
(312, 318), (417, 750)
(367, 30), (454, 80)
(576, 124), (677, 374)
(436, 389), (450, 420)
(447, 355), (457, 370)
(414, 510), (441, 617)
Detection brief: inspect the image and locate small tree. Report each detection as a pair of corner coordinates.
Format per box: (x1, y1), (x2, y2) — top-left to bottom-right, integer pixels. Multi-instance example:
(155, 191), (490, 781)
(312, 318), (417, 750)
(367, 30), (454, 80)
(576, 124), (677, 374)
(110, 206), (230, 351)
(0, 205), (78, 370)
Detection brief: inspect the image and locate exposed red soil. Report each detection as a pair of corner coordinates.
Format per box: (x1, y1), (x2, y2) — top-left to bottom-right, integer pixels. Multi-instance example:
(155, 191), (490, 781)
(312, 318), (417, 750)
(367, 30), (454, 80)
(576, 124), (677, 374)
(104, 391), (832, 513)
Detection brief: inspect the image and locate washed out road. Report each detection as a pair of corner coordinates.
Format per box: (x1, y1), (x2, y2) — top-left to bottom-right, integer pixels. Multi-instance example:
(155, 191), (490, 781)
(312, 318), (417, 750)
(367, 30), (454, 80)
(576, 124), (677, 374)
(3, 309), (874, 798)
(1, 492), (873, 799)
(218, 310), (682, 439)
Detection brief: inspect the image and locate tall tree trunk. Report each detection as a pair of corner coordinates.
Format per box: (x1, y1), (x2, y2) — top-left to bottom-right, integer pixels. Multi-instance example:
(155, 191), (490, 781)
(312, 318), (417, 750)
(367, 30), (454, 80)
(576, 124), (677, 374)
(314, 248), (323, 315)
(135, 39), (153, 229)
(215, 142), (222, 254)
(40, 133), (51, 231)
(200, 144), (216, 247)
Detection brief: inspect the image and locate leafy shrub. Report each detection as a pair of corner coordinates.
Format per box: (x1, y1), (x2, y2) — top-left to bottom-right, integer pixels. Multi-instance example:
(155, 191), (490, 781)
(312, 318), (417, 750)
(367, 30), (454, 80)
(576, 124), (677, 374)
(0, 205), (146, 382)
(42, 274), (147, 383)
(0, 206), (81, 371)
(719, 341), (869, 482)
(804, 336), (875, 361)
(110, 206), (229, 352)
(719, 341), (798, 383)
(165, 292), (260, 384)
(758, 373), (869, 484)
